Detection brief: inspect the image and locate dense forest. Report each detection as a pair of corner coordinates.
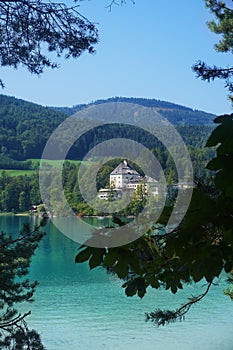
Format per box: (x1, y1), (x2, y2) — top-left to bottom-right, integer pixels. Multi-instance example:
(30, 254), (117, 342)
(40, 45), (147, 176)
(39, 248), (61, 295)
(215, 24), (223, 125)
(54, 96), (215, 126)
(0, 95), (65, 160)
(0, 148), (214, 214)
(0, 94), (215, 163)
(0, 94), (216, 213)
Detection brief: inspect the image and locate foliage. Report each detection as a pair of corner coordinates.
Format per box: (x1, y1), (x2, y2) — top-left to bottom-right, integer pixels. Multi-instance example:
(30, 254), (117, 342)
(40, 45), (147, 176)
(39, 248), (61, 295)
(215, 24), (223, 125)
(54, 96), (215, 125)
(0, 172), (41, 212)
(224, 271), (233, 300)
(75, 114), (233, 326)
(145, 281), (213, 326)
(0, 154), (32, 170)
(0, 0), (98, 87)
(0, 95), (66, 160)
(0, 132), (213, 214)
(75, 4), (233, 325)
(0, 218), (46, 349)
(193, 0), (233, 100)
(0, 95), (214, 163)
(106, 0), (135, 11)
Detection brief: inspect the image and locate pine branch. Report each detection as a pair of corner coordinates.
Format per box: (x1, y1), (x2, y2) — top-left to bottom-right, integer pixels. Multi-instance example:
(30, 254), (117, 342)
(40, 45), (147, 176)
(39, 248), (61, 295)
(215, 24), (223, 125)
(0, 311), (31, 329)
(106, 0), (135, 11)
(145, 281), (213, 326)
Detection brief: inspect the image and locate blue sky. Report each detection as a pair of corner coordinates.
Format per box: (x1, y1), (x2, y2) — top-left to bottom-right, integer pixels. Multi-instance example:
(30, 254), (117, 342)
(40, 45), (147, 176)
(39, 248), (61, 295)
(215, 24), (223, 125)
(0, 0), (232, 115)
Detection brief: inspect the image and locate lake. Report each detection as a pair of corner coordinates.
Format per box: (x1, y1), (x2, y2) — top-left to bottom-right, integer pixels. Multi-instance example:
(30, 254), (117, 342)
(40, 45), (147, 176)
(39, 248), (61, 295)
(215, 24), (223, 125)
(1, 215), (233, 350)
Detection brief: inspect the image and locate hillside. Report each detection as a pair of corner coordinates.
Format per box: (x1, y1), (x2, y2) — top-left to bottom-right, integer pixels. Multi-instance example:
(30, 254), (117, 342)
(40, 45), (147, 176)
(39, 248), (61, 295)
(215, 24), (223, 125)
(0, 94), (66, 160)
(0, 94), (216, 163)
(54, 97), (216, 126)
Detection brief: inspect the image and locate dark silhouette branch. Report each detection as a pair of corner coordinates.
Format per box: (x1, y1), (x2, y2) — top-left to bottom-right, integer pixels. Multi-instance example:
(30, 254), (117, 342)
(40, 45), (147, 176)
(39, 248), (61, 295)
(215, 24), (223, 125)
(145, 281), (213, 326)
(106, 0), (135, 11)
(0, 0), (98, 86)
(0, 311), (31, 330)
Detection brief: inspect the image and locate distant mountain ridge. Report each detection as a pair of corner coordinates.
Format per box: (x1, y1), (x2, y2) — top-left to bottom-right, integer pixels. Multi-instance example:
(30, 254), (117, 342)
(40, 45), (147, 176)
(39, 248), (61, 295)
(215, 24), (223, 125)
(53, 96), (216, 126)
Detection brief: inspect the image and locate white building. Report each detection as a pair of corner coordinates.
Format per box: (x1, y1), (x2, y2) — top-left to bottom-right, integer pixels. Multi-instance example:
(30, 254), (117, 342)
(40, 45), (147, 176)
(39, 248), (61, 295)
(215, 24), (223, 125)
(98, 160), (159, 200)
(108, 160), (159, 195)
(97, 188), (121, 200)
(110, 160), (141, 189)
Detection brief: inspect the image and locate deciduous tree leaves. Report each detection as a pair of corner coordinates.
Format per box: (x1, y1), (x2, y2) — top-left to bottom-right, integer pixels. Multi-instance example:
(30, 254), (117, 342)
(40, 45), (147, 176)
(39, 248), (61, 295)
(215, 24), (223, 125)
(75, 114), (233, 324)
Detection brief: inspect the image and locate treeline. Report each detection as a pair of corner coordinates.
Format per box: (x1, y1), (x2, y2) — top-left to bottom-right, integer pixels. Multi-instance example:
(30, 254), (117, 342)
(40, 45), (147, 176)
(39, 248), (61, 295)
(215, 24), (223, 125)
(55, 96), (215, 125)
(0, 95), (65, 160)
(0, 172), (40, 212)
(0, 145), (214, 214)
(0, 94), (214, 165)
(0, 154), (32, 169)
(66, 124), (214, 160)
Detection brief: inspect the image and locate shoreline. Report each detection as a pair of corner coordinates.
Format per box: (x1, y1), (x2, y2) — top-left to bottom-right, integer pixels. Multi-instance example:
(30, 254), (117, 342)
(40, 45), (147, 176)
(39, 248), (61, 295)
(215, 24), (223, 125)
(0, 212), (135, 219)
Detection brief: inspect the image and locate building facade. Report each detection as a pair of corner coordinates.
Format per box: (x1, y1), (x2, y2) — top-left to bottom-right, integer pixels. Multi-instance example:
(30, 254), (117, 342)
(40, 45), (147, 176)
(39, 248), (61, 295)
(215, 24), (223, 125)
(97, 160), (159, 200)
(110, 160), (140, 189)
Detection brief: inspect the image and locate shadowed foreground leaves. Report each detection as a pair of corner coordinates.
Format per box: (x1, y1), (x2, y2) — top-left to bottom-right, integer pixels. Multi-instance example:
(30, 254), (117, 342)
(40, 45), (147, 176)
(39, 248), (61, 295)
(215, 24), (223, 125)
(76, 114), (233, 326)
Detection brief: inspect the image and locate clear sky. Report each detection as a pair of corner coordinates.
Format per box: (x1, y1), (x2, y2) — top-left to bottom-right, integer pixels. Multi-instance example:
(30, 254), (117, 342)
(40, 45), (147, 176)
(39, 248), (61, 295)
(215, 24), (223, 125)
(0, 0), (232, 115)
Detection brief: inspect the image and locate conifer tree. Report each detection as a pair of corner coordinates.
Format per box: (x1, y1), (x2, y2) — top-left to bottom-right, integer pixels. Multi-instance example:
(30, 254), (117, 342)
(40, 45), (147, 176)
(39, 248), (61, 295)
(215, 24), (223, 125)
(0, 219), (46, 349)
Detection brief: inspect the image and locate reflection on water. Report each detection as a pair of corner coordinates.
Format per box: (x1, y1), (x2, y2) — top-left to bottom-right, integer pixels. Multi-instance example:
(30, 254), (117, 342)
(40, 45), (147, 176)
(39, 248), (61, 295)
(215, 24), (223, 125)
(1, 216), (233, 350)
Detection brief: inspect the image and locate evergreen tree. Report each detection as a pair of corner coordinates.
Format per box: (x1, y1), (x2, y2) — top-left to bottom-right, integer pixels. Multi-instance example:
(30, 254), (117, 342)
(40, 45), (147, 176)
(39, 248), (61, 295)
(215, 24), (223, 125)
(0, 219), (46, 348)
(193, 0), (233, 101)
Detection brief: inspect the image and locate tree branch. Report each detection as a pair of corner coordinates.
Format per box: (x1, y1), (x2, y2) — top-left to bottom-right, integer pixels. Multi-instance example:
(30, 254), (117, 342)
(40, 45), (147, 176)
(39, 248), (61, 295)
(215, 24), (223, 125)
(145, 281), (213, 326)
(0, 311), (31, 329)
(0, 0), (98, 85)
(106, 0), (135, 11)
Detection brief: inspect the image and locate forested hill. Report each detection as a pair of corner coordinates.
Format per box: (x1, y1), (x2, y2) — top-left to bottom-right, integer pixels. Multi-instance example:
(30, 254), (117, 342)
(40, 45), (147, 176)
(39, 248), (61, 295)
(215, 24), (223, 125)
(0, 94), (66, 159)
(54, 97), (216, 126)
(0, 94), (215, 162)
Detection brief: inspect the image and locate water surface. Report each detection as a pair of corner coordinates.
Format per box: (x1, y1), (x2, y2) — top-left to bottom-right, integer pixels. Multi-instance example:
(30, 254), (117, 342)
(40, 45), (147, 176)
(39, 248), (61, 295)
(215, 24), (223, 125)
(1, 216), (233, 350)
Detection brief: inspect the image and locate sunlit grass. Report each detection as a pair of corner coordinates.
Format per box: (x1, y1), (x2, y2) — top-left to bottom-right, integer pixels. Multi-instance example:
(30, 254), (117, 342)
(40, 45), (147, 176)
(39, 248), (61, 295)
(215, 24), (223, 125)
(0, 159), (87, 176)
(0, 169), (36, 176)
(28, 158), (81, 169)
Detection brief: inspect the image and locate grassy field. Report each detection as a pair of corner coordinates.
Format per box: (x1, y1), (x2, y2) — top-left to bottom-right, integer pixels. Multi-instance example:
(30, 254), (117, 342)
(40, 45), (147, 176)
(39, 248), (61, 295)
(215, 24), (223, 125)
(0, 169), (36, 177)
(0, 159), (82, 177)
(29, 159), (81, 169)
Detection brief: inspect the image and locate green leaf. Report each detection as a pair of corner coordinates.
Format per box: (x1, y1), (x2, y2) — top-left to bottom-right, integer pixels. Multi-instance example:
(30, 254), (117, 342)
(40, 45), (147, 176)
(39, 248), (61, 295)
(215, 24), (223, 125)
(214, 115), (232, 124)
(103, 250), (120, 266)
(206, 119), (233, 151)
(223, 230), (233, 245)
(215, 167), (233, 197)
(171, 284), (178, 294)
(224, 262), (232, 273)
(136, 278), (147, 299)
(114, 260), (129, 279)
(75, 247), (93, 263)
(138, 287), (146, 298)
(124, 278), (147, 298)
(125, 280), (138, 297)
(192, 261), (206, 283)
(206, 156), (223, 171)
(150, 279), (160, 289)
(89, 249), (105, 270)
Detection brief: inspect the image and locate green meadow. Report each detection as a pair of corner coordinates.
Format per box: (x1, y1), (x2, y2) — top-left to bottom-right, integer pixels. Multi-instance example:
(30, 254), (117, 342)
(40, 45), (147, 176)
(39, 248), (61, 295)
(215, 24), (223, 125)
(29, 158), (81, 169)
(0, 159), (82, 176)
(0, 169), (36, 177)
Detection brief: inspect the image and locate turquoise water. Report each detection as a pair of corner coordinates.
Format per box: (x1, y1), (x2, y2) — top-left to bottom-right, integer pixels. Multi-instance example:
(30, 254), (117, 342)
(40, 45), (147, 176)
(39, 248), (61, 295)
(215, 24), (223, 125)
(1, 216), (233, 350)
